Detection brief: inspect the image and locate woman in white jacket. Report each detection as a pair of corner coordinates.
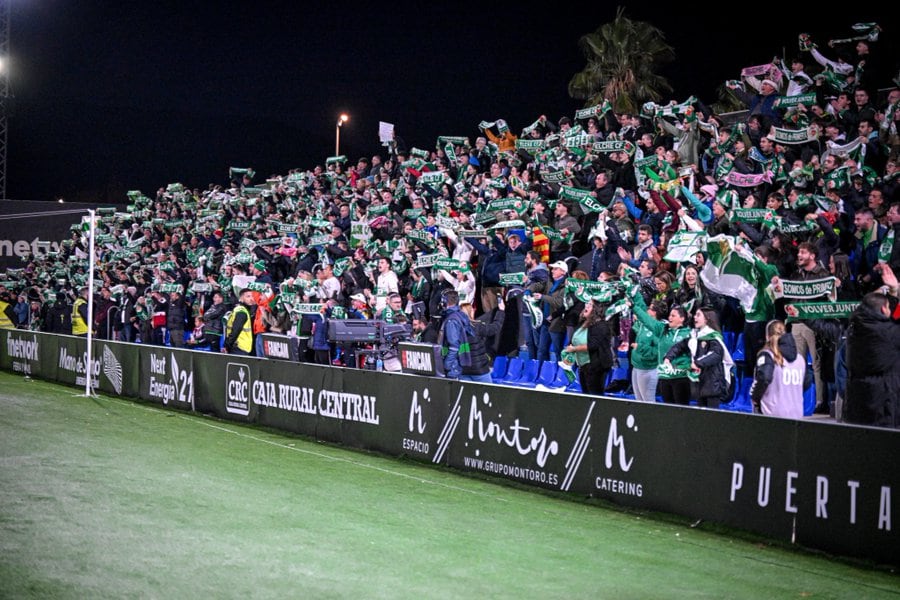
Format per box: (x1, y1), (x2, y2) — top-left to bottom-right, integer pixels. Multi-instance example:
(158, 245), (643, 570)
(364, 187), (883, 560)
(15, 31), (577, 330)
(439, 268), (476, 306)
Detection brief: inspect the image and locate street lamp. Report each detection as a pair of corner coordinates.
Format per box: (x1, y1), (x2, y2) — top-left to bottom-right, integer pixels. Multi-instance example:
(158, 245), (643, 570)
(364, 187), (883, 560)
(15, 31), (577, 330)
(335, 113), (349, 156)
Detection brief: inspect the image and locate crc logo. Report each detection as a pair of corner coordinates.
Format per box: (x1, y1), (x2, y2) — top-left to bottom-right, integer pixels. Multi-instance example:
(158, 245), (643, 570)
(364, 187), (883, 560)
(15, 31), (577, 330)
(226, 362), (251, 416)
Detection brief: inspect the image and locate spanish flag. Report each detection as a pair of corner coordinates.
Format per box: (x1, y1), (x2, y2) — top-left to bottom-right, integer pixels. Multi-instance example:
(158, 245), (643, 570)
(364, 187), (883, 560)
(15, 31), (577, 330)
(531, 224), (550, 264)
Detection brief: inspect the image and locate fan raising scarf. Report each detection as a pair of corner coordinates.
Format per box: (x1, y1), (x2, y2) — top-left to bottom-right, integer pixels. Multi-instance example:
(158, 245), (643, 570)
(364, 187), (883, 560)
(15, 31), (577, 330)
(686, 326), (734, 384)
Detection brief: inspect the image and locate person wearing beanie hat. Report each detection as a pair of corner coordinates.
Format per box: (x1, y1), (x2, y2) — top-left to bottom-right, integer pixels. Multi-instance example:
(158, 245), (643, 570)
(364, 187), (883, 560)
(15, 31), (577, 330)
(708, 189), (734, 237)
(250, 259), (273, 285)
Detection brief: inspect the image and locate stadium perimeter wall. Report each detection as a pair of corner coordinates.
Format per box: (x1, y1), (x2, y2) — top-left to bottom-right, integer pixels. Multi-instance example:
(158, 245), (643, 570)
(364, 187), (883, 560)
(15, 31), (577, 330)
(2, 329), (897, 566)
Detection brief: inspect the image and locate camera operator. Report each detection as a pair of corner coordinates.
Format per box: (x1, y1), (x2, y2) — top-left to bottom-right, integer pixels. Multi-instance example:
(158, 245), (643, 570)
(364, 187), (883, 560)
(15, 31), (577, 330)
(439, 290), (468, 379)
(458, 296), (506, 383)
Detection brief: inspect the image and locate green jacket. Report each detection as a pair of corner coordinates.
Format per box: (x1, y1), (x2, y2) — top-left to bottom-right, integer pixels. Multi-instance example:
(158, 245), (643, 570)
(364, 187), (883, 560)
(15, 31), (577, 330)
(632, 295), (692, 379)
(630, 317), (659, 370)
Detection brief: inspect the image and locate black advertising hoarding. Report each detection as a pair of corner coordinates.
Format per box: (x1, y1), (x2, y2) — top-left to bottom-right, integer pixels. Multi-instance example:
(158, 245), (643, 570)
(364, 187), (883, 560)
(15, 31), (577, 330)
(338, 370), (458, 458)
(1, 329), (898, 566)
(2, 329), (45, 378)
(398, 342), (444, 377)
(587, 402), (800, 532)
(444, 382), (598, 495)
(92, 339), (140, 399)
(54, 335), (95, 389)
(258, 333), (300, 362)
(190, 350), (228, 417)
(794, 422), (897, 563)
(253, 359), (328, 437)
(192, 352), (260, 422)
(137, 346), (195, 411)
(0, 200), (111, 271)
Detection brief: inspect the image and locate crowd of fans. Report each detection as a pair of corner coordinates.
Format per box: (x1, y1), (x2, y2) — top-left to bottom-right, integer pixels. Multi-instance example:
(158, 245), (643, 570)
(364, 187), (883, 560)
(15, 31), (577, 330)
(2, 23), (899, 427)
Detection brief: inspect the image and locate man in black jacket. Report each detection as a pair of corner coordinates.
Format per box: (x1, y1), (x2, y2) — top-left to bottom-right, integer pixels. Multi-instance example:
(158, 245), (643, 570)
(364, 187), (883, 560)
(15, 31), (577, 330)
(845, 290), (900, 428)
(166, 290), (189, 348)
(44, 292), (72, 335)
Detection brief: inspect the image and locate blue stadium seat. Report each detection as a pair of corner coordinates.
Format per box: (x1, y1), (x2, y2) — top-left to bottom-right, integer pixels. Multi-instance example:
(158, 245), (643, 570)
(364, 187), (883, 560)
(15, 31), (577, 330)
(803, 383), (816, 416)
(549, 364), (573, 388)
(499, 357), (524, 384)
(609, 350), (630, 382)
(732, 333), (746, 363)
(512, 358), (542, 388)
(722, 376), (754, 413)
(723, 331), (736, 353)
(535, 361), (559, 387)
(490, 356), (509, 382)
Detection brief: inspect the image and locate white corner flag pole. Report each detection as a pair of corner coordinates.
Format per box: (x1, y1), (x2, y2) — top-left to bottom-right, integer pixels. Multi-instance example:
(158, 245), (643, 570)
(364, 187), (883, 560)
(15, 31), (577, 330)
(84, 209), (96, 397)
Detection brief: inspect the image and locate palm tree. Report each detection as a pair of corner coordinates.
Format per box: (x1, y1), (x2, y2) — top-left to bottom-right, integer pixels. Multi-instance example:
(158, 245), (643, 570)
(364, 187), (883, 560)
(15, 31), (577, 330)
(567, 7), (675, 114)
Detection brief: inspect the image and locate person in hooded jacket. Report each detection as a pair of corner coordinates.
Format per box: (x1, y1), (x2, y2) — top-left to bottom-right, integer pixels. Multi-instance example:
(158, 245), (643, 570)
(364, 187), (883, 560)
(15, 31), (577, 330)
(750, 320), (809, 418)
(44, 291), (72, 335)
(844, 288), (900, 428)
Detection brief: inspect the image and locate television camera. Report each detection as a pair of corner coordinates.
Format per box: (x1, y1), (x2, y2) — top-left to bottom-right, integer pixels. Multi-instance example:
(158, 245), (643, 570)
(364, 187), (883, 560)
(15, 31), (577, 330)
(327, 319), (412, 370)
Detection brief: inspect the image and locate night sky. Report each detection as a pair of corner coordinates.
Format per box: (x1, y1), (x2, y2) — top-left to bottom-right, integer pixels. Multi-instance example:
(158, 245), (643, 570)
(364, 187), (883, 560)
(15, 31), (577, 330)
(6, 2), (893, 204)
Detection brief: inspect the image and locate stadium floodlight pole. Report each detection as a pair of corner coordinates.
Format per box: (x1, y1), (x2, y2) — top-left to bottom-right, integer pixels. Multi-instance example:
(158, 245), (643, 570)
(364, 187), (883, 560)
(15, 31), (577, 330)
(335, 113), (348, 156)
(83, 209), (96, 397)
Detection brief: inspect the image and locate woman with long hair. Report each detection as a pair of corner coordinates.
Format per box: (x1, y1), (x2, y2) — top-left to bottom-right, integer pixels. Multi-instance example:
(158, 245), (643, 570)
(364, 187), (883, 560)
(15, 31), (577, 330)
(652, 271), (676, 309)
(672, 263), (706, 313)
(562, 299), (614, 395)
(630, 294), (694, 405)
(829, 251), (859, 301)
(749, 320), (807, 418)
(664, 307), (735, 408)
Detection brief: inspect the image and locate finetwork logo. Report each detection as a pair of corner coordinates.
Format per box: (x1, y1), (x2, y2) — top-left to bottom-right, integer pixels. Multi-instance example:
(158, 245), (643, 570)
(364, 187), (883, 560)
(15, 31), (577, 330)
(226, 363), (251, 415)
(102, 345), (123, 395)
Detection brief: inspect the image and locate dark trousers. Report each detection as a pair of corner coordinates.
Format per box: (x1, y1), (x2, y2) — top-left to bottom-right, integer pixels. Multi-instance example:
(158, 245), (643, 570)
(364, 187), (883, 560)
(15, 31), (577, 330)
(659, 377), (691, 405)
(169, 328), (185, 348)
(744, 320), (767, 367)
(579, 363), (609, 395)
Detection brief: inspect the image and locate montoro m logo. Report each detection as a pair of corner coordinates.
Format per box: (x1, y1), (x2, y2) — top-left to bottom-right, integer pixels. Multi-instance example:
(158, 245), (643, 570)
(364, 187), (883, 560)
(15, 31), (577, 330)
(605, 415), (635, 472)
(595, 414), (644, 498)
(226, 363), (251, 416)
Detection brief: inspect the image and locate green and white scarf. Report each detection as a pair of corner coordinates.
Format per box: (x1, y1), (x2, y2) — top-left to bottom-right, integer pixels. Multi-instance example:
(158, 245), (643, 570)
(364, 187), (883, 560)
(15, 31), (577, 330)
(774, 93), (817, 109)
(878, 229), (894, 264)
(786, 301), (859, 322)
(663, 231), (707, 263)
(565, 279), (621, 303)
(776, 277), (837, 301)
(558, 185), (605, 213)
(575, 100), (612, 120)
(768, 125), (821, 145)
(822, 138), (866, 167)
(591, 140), (635, 156)
(479, 119), (509, 133)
